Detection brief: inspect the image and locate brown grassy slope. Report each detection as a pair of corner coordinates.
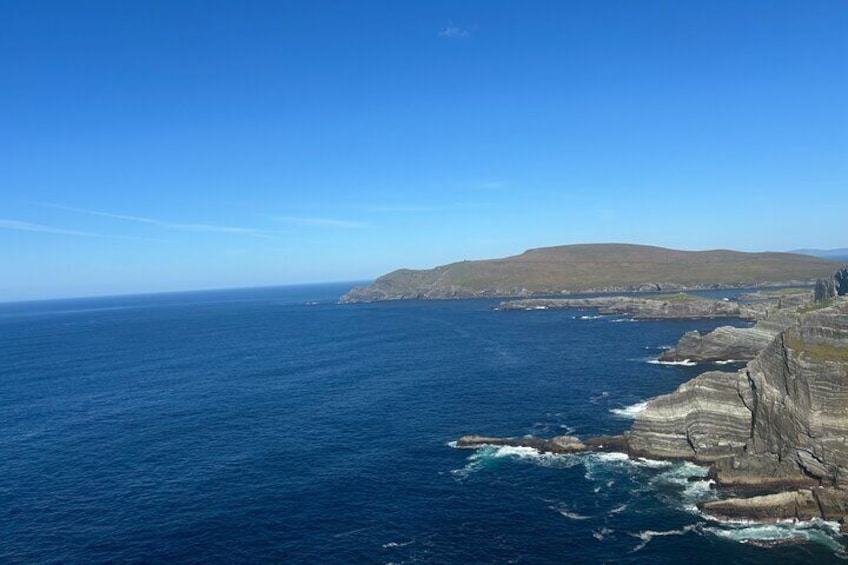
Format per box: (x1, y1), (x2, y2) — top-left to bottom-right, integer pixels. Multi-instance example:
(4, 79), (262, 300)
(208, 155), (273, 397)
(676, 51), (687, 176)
(368, 244), (839, 294)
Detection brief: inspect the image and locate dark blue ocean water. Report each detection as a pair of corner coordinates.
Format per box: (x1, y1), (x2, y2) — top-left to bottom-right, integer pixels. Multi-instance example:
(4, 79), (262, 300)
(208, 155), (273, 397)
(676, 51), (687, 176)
(1, 283), (844, 564)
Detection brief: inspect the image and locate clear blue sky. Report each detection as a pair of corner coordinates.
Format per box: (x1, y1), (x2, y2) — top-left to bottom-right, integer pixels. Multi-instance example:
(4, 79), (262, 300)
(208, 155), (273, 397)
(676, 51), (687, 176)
(2, 1), (847, 301)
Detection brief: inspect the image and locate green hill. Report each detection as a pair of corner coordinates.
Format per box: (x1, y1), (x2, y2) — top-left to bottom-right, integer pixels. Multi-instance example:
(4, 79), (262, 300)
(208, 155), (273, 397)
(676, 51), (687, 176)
(340, 243), (841, 303)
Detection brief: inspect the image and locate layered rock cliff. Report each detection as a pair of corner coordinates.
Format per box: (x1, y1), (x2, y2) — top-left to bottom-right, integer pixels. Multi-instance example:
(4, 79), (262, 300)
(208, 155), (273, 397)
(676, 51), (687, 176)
(628, 270), (848, 524)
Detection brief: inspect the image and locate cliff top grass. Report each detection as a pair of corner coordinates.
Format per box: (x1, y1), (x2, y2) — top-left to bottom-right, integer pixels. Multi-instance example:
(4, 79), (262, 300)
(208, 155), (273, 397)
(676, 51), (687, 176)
(786, 334), (848, 364)
(775, 288), (811, 295)
(645, 293), (702, 302)
(799, 299), (834, 314)
(367, 244), (838, 295)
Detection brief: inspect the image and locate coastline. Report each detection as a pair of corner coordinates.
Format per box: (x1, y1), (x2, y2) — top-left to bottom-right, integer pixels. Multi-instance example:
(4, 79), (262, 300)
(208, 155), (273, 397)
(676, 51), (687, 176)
(454, 268), (848, 543)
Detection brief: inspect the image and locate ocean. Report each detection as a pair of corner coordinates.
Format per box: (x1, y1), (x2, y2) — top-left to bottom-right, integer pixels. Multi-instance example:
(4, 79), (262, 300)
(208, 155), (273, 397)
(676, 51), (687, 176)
(1, 283), (844, 564)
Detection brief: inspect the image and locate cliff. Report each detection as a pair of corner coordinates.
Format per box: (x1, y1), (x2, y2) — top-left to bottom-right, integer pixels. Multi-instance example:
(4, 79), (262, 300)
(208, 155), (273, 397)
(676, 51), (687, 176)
(628, 269), (848, 524)
(341, 243), (837, 303)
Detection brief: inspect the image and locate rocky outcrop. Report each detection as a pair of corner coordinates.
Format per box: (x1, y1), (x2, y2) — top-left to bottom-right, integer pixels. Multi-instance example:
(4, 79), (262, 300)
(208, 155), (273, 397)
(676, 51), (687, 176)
(814, 267), (848, 302)
(700, 487), (848, 528)
(659, 326), (778, 363)
(700, 489), (822, 522)
(659, 291), (811, 363)
(455, 435), (586, 454)
(497, 294), (749, 319)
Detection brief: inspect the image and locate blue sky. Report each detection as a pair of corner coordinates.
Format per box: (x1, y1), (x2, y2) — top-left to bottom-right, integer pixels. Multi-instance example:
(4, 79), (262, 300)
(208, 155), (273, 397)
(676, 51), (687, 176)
(2, 1), (847, 301)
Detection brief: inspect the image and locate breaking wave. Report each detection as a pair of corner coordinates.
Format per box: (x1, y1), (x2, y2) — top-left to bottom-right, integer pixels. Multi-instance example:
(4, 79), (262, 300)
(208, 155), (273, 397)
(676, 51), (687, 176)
(648, 358), (697, 366)
(610, 401), (649, 418)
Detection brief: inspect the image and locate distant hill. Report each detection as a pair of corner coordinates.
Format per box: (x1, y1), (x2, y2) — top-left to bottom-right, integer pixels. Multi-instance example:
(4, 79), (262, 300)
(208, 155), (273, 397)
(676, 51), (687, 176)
(340, 243), (839, 303)
(792, 248), (848, 262)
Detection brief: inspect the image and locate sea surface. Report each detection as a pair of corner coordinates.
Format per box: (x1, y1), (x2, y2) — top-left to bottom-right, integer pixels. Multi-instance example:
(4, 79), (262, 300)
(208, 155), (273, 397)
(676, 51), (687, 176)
(1, 283), (844, 564)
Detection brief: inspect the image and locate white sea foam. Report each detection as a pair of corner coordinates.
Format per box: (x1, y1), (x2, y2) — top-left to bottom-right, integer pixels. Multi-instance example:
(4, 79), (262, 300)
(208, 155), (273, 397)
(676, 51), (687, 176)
(593, 452), (631, 463)
(593, 527), (614, 541)
(703, 518), (845, 553)
(632, 457), (673, 469)
(582, 452), (635, 481)
(611, 318), (639, 323)
(490, 446), (539, 459)
(451, 444), (581, 478)
(609, 504), (628, 514)
(648, 358), (697, 366)
(645, 461), (717, 512)
(576, 315), (604, 320)
(589, 391), (609, 405)
(382, 540), (414, 549)
(714, 359), (745, 365)
(630, 524), (699, 552)
(446, 441), (458, 448)
(558, 510), (592, 521)
(610, 401), (649, 418)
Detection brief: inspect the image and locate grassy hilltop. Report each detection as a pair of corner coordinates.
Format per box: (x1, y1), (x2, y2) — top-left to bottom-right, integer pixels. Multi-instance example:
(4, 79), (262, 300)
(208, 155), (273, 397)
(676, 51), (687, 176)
(341, 243), (840, 303)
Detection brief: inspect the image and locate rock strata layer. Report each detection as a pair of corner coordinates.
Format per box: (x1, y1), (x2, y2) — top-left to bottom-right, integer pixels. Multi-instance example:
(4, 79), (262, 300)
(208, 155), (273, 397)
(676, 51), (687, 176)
(658, 326), (777, 363)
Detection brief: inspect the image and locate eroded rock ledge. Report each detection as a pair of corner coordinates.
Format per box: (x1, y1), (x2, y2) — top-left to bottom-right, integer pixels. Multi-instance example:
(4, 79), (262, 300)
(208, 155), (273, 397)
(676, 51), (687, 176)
(658, 289), (812, 363)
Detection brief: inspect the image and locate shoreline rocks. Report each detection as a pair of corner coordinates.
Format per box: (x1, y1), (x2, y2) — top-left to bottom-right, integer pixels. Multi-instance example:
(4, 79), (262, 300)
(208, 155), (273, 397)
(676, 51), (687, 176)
(496, 294), (750, 319)
(455, 434), (586, 454)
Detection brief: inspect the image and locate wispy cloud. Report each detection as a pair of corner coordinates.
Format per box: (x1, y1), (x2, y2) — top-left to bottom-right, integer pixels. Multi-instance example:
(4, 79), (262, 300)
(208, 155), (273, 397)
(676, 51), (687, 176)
(277, 216), (371, 229)
(46, 204), (276, 238)
(438, 20), (472, 39)
(366, 204), (442, 213)
(0, 219), (163, 241)
(477, 180), (509, 191)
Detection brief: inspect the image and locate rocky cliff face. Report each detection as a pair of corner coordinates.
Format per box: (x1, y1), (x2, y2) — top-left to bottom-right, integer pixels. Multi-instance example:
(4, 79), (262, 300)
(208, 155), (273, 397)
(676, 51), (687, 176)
(628, 285), (848, 524)
(659, 297), (805, 363)
(630, 298), (848, 473)
(658, 326), (777, 363)
(627, 370), (753, 461)
(814, 267), (848, 302)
